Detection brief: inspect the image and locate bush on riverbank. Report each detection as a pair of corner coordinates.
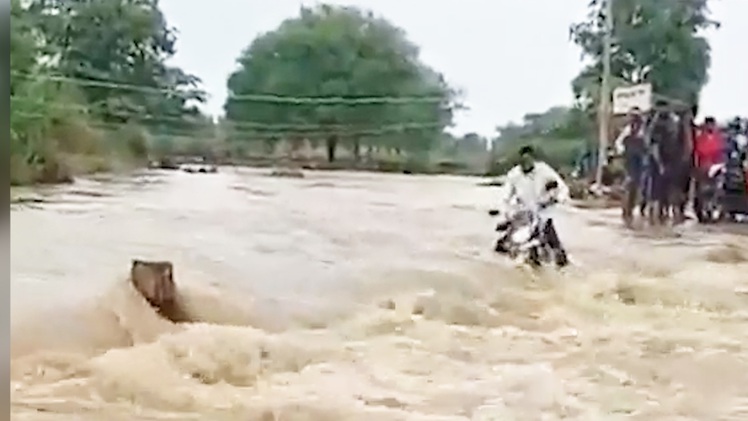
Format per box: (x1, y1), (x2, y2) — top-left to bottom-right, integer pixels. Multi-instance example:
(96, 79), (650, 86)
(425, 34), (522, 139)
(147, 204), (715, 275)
(162, 132), (583, 178)
(487, 136), (588, 176)
(221, 147), (488, 176)
(10, 105), (150, 186)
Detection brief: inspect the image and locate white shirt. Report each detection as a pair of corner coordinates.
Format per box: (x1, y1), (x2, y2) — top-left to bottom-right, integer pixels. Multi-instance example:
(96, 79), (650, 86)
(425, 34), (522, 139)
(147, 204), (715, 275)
(736, 133), (747, 150)
(503, 161), (570, 218)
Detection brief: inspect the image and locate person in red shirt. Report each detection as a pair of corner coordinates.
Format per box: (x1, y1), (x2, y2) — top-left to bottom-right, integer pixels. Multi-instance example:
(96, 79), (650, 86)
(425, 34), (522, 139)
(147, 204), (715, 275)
(693, 116), (728, 222)
(694, 117), (727, 171)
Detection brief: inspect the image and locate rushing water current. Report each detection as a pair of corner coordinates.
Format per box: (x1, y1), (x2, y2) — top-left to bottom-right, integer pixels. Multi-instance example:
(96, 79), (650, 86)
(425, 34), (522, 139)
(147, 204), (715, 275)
(10, 167), (748, 420)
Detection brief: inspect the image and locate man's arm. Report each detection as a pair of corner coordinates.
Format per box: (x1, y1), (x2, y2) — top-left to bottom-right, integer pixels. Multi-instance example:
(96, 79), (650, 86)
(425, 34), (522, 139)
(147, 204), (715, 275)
(538, 162), (570, 203)
(647, 120), (664, 172)
(502, 167), (520, 207)
(614, 125), (631, 155)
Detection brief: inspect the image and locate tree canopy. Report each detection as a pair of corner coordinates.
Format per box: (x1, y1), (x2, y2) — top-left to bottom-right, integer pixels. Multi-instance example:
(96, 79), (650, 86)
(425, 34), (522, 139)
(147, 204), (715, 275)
(26, 0), (206, 128)
(10, 0), (208, 184)
(488, 106), (591, 175)
(224, 5), (458, 162)
(495, 106), (591, 142)
(570, 0), (719, 110)
(10, 0), (727, 183)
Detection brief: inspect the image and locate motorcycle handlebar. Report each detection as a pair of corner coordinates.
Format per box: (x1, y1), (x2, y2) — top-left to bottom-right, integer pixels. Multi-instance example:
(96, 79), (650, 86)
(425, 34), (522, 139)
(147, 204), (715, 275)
(489, 199), (556, 220)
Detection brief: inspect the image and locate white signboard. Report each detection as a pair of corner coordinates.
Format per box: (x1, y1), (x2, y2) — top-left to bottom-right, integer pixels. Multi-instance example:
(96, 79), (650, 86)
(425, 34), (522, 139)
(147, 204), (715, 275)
(613, 83), (652, 115)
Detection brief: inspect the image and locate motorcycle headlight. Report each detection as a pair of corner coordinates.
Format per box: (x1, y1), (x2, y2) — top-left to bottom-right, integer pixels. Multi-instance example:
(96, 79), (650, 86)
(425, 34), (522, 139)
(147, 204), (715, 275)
(708, 163), (726, 178)
(511, 226), (533, 244)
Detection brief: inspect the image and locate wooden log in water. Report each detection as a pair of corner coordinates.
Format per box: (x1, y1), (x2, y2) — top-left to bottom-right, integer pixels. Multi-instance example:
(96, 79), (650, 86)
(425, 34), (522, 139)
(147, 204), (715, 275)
(129, 260), (190, 323)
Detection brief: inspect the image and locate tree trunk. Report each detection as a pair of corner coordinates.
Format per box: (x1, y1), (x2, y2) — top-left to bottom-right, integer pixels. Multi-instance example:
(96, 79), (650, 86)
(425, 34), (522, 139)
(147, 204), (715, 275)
(326, 136), (338, 162)
(352, 137), (361, 162)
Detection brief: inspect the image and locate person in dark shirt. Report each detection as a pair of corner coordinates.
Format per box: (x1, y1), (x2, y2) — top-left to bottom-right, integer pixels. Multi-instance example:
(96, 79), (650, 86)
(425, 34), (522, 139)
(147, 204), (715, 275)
(646, 110), (666, 223)
(672, 106), (696, 221)
(614, 108), (648, 225)
(656, 108), (692, 224)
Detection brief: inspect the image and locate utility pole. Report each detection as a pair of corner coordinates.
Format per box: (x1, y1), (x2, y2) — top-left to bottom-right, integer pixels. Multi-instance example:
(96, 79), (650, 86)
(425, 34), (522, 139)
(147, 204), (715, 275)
(594, 0), (614, 189)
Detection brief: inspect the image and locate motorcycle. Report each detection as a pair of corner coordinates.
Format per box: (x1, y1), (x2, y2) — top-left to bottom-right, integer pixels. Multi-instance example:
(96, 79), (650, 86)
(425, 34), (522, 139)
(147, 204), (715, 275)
(489, 180), (559, 268)
(694, 162), (727, 223)
(722, 141), (748, 220)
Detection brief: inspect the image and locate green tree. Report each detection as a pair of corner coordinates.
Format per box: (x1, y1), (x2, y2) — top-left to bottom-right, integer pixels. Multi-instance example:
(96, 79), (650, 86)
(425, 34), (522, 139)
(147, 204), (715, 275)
(489, 106), (590, 175)
(10, 0), (209, 184)
(224, 4), (457, 162)
(26, 0), (206, 131)
(10, 0), (86, 183)
(10, 0), (38, 95)
(494, 106), (590, 143)
(570, 0), (719, 109)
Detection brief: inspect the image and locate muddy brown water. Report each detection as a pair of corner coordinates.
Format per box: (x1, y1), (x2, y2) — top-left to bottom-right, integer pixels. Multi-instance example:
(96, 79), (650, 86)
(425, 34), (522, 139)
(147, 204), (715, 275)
(10, 167), (748, 420)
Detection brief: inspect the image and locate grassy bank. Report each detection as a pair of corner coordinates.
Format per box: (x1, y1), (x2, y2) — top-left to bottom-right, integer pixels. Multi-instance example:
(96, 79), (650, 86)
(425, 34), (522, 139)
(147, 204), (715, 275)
(10, 121), (150, 186)
(10, 73), (152, 186)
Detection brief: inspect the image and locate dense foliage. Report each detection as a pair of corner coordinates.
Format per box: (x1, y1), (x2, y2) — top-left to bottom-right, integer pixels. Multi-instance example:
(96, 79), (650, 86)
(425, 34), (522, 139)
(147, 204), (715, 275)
(489, 106), (592, 175)
(224, 5), (458, 163)
(488, 0), (722, 178)
(570, 0), (718, 110)
(10, 0), (206, 184)
(10, 0), (722, 183)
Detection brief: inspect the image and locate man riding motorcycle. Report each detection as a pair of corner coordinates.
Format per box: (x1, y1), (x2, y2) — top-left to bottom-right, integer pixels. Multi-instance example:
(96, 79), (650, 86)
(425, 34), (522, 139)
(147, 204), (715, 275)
(493, 145), (570, 267)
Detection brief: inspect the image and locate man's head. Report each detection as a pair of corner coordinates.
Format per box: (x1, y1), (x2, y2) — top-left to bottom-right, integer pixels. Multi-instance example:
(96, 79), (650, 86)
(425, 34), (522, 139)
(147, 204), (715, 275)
(518, 145), (536, 173)
(628, 107), (643, 130)
(704, 116), (716, 132)
(728, 117), (742, 132)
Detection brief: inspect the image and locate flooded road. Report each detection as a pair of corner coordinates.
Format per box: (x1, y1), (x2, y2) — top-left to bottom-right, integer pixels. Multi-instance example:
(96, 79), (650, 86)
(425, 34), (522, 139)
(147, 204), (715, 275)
(10, 168), (748, 420)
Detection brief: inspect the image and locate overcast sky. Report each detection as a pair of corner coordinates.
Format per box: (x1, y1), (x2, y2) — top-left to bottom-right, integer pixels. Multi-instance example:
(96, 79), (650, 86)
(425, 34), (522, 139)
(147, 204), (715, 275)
(160, 0), (748, 136)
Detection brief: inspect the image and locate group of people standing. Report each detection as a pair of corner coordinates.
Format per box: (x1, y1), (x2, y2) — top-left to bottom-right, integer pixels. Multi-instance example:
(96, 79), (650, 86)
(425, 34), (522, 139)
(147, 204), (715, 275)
(615, 104), (747, 226)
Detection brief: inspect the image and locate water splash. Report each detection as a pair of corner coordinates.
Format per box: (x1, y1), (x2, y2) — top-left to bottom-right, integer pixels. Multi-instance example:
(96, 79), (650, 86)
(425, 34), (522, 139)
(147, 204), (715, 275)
(11, 170), (748, 420)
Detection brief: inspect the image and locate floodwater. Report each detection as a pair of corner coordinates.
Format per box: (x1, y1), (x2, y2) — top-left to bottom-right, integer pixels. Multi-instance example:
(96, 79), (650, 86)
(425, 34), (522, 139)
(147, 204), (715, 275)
(10, 168), (748, 420)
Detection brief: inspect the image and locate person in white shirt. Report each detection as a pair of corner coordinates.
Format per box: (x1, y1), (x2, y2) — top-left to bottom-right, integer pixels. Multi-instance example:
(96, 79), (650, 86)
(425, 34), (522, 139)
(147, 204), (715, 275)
(494, 145), (570, 267)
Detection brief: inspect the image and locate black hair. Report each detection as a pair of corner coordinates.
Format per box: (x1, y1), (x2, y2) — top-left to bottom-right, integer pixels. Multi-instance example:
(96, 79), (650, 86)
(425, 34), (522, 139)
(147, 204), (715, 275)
(704, 116), (716, 124)
(518, 145), (535, 156)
